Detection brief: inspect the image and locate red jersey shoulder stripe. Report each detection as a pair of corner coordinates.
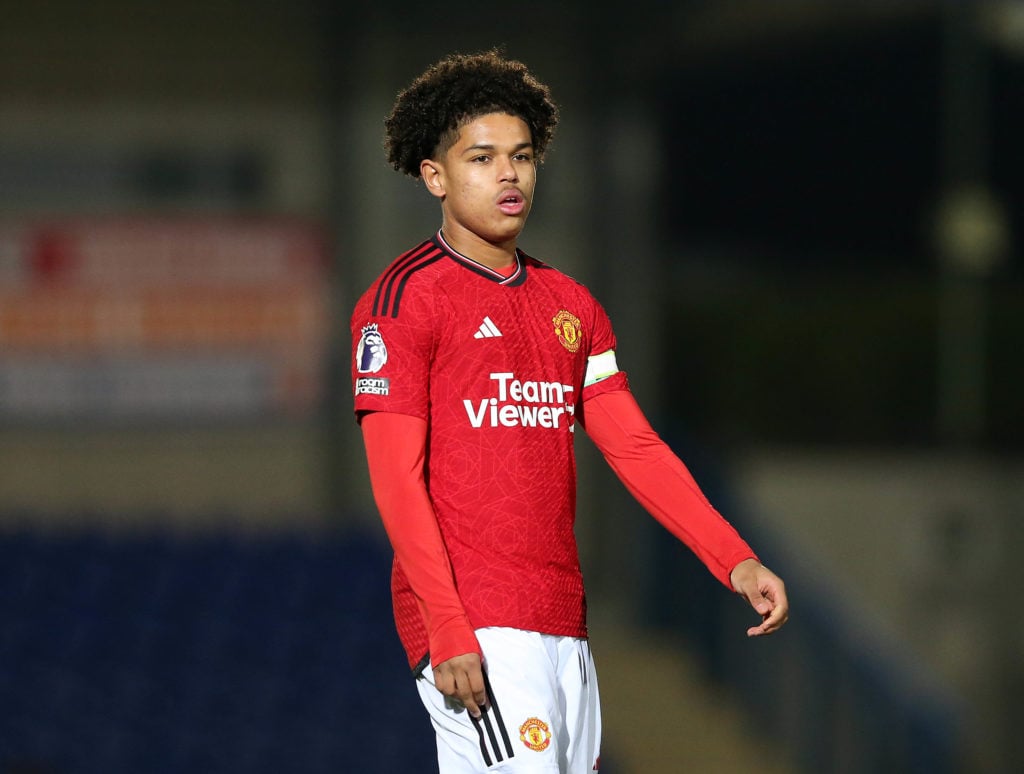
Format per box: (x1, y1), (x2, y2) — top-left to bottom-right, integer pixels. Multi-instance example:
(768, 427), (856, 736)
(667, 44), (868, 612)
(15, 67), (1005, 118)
(372, 240), (445, 318)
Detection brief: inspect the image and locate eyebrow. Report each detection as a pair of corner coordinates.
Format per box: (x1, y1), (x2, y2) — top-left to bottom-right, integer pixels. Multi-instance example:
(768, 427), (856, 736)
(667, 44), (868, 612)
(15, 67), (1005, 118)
(462, 141), (534, 155)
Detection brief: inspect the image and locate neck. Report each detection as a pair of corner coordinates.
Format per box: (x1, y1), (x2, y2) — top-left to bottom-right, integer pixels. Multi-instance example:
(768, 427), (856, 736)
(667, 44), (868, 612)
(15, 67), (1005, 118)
(438, 224), (518, 271)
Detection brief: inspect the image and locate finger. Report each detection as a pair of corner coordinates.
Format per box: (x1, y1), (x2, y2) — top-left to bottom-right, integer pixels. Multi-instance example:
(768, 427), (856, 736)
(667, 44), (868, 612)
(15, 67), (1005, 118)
(467, 663), (488, 712)
(764, 603), (789, 631)
(737, 580), (772, 617)
(747, 602), (789, 637)
(748, 589), (773, 617)
(457, 681), (479, 718)
(433, 666), (454, 698)
(456, 668), (486, 718)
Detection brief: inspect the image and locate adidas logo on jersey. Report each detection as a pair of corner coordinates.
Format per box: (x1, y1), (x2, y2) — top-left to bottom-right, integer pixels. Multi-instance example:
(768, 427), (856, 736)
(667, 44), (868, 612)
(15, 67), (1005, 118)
(474, 316), (503, 339)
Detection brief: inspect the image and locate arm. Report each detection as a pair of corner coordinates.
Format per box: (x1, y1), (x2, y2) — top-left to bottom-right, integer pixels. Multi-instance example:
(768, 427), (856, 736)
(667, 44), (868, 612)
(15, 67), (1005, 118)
(360, 410), (488, 715)
(580, 389), (788, 636)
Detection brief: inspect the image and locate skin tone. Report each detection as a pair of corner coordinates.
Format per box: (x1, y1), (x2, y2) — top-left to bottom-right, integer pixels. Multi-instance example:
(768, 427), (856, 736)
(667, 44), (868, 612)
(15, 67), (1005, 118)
(414, 112), (789, 719)
(729, 558), (789, 637)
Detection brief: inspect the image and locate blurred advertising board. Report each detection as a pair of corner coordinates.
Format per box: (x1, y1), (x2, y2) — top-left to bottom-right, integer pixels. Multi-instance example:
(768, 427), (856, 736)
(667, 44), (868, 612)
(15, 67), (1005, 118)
(0, 218), (332, 421)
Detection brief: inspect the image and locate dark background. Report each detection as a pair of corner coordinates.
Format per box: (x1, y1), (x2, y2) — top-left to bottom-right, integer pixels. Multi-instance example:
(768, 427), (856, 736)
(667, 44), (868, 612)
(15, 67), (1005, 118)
(1, 2), (1021, 772)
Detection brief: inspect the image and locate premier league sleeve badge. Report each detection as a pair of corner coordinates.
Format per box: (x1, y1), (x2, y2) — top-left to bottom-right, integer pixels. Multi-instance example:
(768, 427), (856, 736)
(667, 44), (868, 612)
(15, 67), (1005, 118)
(356, 323), (388, 373)
(354, 323), (390, 397)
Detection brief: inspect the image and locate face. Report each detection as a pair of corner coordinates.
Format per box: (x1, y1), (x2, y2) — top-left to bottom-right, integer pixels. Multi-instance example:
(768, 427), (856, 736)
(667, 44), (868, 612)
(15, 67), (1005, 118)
(421, 112), (537, 261)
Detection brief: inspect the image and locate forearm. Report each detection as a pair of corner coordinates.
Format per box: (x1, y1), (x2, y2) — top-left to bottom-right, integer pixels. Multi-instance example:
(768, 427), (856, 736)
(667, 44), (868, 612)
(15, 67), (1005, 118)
(582, 390), (756, 588)
(361, 411), (480, 663)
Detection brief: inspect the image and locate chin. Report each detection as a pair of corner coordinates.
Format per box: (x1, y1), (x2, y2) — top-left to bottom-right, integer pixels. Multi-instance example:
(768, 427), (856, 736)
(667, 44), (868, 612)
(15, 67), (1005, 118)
(490, 222), (527, 243)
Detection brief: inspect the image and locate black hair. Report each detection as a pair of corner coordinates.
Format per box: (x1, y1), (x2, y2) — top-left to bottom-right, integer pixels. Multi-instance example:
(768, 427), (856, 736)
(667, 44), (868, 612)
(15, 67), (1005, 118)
(384, 49), (559, 178)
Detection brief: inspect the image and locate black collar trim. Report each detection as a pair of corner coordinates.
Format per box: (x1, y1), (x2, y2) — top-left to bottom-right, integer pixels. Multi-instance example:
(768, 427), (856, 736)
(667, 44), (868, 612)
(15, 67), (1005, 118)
(435, 231), (527, 287)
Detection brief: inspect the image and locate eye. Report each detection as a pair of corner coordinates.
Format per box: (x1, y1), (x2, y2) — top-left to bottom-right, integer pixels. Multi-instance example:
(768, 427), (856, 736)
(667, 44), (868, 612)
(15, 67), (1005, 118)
(513, 152), (533, 162)
(471, 155), (491, 163)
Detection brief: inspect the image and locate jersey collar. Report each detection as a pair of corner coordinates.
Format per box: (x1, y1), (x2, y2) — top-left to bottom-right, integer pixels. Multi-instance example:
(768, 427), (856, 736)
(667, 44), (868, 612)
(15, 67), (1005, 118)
(435, 231), (527, 286)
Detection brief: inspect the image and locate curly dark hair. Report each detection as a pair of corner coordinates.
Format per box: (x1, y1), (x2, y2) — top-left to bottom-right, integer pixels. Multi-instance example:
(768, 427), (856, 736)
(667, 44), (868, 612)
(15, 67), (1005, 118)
(384, 49), (559, 178)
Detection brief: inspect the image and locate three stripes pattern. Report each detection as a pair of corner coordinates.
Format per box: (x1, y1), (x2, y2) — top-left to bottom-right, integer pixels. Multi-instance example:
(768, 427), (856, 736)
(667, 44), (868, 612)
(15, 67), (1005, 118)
(471, 671), (515, 767)
(371, 242), (444, 318)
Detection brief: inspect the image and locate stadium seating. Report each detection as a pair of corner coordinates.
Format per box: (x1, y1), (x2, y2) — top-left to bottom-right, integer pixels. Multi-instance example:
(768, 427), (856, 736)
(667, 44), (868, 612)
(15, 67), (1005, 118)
(0, 522), (435, 774)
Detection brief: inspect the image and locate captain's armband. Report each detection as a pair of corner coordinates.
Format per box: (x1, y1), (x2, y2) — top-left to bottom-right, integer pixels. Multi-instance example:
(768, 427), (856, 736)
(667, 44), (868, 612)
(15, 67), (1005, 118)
(584, 349), (619, 387)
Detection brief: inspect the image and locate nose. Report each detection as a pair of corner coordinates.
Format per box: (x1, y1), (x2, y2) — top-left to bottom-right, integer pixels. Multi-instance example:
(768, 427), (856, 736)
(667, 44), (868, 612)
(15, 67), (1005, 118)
(497, 155), (518, 183)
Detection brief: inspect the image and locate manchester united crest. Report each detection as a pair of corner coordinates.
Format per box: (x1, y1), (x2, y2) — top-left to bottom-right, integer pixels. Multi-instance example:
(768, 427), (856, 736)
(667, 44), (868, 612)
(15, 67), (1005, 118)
(552, 310), (582, 353)
(519, 717), (551, 752)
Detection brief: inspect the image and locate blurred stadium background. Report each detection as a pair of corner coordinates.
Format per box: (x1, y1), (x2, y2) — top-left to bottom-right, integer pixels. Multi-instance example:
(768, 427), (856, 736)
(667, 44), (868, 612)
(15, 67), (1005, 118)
(1, 1), (1022, 772)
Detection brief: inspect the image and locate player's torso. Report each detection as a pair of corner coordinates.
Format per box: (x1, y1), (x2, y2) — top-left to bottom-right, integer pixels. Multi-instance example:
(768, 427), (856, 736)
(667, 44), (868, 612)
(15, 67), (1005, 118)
(429, 262), (590, 439)
(424, 256), (593, 630)
(353, 238), (599, 638)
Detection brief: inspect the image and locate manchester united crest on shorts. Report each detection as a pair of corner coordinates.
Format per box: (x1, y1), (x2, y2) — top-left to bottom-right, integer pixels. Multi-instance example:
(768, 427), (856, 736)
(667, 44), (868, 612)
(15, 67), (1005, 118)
(519, 717), (551, 752)
(552, 310), (582, 353)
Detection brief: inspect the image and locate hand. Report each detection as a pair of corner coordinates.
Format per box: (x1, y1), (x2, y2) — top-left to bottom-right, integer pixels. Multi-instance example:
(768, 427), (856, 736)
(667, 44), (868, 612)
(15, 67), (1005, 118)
(432, 652), (488, 718)
(730, 558), (789, 637)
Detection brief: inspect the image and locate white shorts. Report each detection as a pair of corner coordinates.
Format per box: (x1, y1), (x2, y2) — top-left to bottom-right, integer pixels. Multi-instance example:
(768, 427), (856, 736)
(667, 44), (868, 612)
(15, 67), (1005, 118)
(416, 627), (602, 773)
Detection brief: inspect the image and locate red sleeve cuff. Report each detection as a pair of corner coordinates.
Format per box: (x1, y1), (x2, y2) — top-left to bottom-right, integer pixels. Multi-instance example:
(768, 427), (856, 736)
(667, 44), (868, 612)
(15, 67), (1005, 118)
(427, 612), (483, 666)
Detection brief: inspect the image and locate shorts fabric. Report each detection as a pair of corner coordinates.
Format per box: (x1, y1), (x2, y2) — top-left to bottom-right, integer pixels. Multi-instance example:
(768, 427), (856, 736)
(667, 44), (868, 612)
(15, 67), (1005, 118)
(416, 627), (602, 773)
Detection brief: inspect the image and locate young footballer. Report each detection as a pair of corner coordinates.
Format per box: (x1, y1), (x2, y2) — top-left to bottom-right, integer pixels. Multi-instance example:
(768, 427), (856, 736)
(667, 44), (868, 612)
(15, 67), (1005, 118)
(352, 50), (788, 773)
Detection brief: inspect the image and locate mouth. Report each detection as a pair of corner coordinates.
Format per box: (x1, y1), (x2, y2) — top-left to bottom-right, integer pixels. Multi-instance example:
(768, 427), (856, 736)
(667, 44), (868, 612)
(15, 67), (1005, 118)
(497, 189), (526, 215)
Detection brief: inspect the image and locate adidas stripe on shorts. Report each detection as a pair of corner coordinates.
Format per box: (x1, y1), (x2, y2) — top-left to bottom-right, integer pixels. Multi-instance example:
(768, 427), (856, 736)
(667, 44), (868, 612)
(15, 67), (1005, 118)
(416, 627), (602, 773)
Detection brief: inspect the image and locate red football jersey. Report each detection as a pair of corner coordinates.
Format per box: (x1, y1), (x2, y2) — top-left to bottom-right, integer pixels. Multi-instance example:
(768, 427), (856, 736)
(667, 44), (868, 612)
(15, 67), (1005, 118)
(352, 232), (627, 669)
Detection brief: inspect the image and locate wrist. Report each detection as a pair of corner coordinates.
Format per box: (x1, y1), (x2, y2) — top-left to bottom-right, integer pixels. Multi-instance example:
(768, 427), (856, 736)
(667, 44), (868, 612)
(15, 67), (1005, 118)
(729, 557), (761, 592)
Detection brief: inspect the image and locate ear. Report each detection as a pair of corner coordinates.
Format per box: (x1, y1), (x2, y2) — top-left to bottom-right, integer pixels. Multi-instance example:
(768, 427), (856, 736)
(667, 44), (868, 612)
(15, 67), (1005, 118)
(420, 159), (446, 199)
